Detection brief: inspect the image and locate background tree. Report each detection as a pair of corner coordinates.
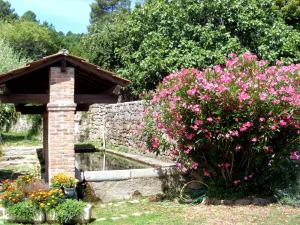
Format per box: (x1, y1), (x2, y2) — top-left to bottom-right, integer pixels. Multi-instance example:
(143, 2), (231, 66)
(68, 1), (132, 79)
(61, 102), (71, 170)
(274, 0), (300, 29)
(0, 0), (18, 21)
(90, 0), (131, 25)
(20, 10), (38, 23)
(0, 20), (62, 59)
(83, 0), (300, 98)
(0, 39), (29, 136)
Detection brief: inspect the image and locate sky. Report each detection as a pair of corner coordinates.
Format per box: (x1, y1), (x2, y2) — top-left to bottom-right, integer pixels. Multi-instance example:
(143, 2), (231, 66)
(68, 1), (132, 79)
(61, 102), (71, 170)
(7, 0), (136, 34)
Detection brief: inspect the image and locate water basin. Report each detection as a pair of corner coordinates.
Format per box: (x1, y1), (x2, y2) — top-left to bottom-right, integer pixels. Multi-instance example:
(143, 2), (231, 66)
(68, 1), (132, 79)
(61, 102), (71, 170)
(75, 150), (150, 171)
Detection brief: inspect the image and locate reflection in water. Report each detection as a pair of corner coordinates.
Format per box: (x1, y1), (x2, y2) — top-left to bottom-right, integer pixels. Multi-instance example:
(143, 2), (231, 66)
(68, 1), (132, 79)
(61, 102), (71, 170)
(75, 151), (149, 171)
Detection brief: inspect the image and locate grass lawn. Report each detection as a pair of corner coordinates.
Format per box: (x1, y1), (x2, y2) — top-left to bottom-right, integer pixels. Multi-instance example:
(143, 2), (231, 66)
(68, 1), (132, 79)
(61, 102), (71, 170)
(0, 132), (41, 147)
(89, 199), (300, 225)
(1, 198), (300, 225)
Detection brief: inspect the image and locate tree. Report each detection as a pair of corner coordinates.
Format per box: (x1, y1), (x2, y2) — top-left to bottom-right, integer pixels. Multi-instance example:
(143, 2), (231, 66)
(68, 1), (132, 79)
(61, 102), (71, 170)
(21, 10), (38, 22)
(84, 0), (300, 97)
(0, 39), (28, 135)
(90, 0), (131, 25)
(0, 0), (18, 21)
(274, 0), (300, 29)
(0, 21), (62, 59)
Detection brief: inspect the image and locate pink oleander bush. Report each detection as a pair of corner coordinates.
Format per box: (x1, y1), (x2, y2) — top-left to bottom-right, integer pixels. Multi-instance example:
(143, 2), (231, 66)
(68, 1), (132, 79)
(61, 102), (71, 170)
(142, 53), (300, 197)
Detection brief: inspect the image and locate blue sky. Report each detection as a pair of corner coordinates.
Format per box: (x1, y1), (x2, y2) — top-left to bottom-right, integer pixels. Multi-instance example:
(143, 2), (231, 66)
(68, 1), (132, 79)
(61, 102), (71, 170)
(7, 0), (137, 34)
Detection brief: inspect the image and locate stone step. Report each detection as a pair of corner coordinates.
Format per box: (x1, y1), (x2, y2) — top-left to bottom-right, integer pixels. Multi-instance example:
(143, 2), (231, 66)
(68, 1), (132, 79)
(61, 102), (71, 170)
(1, 155), (38, 160)
(0, 160), (39, 167)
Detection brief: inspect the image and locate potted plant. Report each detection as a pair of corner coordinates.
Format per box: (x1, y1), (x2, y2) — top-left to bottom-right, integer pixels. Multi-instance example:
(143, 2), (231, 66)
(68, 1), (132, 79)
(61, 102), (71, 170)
(54, 199), (90, 224)
(51, 173), (78, 199)
(5, 200), (45, 223)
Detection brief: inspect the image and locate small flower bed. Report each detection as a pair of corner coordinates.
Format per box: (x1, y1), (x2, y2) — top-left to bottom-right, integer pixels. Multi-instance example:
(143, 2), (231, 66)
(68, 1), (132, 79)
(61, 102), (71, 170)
(143, 53), (300, 198)
(0, 174), (87, 223)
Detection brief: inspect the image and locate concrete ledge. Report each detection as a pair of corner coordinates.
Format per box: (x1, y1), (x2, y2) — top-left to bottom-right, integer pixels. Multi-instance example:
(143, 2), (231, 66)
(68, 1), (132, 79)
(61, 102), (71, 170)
(82, 170), (131, 181)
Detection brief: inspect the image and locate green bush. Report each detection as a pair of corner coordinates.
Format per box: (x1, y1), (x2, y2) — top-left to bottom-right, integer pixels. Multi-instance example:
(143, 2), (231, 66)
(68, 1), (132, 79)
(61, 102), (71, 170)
(55, 199), (85, 224)
(7, 200), (38, 222)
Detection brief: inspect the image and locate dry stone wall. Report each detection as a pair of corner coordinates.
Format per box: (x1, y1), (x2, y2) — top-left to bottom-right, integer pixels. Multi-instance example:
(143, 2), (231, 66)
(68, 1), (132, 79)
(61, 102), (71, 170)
(87, 101), (146, 150)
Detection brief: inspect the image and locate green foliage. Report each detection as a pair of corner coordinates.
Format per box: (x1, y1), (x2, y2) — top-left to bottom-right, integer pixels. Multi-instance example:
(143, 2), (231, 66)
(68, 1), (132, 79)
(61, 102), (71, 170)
(90, 0), (131, 25)
(0, 20), (61, 59)
(0, 0), (18, 21)
(0, 39), (28, 73)
(274, 0), (300, 29)
(55, 199), (85, 224)
(60, 31), (86, 57)
(7, 200), (38, 221)
(0, 39), (28, 134)
(20, 10), (38, 22)
(84, 0), (300, 97)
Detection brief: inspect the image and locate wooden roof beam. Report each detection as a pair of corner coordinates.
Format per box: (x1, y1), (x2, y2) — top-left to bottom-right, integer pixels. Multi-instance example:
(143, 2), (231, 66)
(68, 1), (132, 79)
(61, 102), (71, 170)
(0, 94), (118, 104)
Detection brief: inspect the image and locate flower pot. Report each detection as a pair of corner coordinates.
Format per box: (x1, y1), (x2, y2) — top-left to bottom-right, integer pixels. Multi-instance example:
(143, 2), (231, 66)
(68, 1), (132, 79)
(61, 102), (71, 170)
(6, 210), (45, 223)
(45, 204), (92, 224)
(46, 210), (57, 223)
(63, 186), (77, 199)
(72, 204), (92, 224)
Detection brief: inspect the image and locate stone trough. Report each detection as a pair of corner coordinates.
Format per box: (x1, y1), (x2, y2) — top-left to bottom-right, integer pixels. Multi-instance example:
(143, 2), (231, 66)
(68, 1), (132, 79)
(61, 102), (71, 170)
(76, 149), (178, 203)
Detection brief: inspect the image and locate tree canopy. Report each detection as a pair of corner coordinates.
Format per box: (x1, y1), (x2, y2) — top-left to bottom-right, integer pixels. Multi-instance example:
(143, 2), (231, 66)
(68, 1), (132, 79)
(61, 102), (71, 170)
(90, 0), (131, 25)
(0, 39), (28, 132)
(21, 10), (38, 22)
(0, 0), (18, 21)
(83, 0), (300, 97)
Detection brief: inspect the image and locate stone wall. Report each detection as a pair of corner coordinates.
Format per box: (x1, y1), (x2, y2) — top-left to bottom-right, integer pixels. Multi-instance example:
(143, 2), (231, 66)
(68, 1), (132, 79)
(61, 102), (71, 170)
(84, 101), (146, 149)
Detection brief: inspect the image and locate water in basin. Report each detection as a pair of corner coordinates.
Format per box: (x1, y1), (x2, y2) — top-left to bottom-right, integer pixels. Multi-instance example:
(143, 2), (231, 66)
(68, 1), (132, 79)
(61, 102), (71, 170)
(75, 150), (149, 171)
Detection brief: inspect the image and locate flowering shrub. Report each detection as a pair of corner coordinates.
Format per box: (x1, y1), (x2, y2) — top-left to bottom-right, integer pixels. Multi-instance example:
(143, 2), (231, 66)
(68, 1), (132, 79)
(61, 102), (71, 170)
(51, 173), (78, 188)
(143, 53), (300, 197)
(29, 189), (64, 211)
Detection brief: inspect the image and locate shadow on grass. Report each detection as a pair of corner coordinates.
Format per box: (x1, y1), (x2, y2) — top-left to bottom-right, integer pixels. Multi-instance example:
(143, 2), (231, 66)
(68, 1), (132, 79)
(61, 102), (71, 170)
(1, 133), (27, 143)
(0, 132), (41, 146)
(0, 169), (23, 181)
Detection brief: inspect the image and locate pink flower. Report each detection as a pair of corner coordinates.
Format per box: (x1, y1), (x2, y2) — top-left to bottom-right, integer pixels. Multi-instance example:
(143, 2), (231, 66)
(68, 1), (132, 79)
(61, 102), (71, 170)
(186, 133), (195, 140)
(207, 117), (213, 122)
(192, 162), (199, 170)
(270, 124), (277, 130)
(235, 145), (242, 151)
(251, 137), (257, 142)
(195, 120), (203, 126)
(233, 180), (241, 185)
(259, 118), (265, 122)
(203, 169), (211, 177)
(228, 52), (237, 58)
(153, 111), (159, 121)
(272, 99), (280, 105)
(259, 92), (268, 101)
(187, 87), (197, 96)
(263, 146), (273, 153)
(279, 120), (287, 126)
(152, 137), (159, 149)
(290, 151), (300, 161)
(239, 92), (250, 101)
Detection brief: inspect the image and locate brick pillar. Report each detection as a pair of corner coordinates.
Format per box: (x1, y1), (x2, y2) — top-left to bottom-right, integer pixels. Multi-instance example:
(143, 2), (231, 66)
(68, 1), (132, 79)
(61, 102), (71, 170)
(45, 67), (76, 182)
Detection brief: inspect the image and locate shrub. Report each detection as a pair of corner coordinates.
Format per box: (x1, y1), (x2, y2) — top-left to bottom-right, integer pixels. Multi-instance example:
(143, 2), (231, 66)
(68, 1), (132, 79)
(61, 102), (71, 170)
(51, 173), (78, 188)
(29, 188), (64, 211)
(55, 199), (85, 224)
(6, 200), (38, 222)
(143, 53), (300, 198)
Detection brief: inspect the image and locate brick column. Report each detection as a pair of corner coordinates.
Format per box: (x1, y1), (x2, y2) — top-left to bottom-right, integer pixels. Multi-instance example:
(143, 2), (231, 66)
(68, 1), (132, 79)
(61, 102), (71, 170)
(45, 67), (76, 182)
